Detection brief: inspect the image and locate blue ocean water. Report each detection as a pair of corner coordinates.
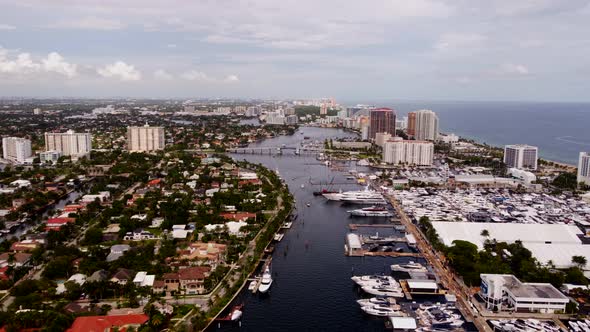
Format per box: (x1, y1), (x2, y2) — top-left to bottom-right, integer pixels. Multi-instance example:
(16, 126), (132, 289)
(346, 101), (590, 165)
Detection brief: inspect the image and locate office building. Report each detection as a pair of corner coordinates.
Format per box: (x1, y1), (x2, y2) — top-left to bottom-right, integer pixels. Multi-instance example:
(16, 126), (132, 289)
(265, 112), (286, 125)
(127, 125), (165, 152)
(578, 152), (590, 186)
(40, 150), (62, 164)
(504, 144), (538, 170)
(382, 138), (434, 166)
(2, 137), (32, 163)
(285, 115), (298, 125)
(414, 109), (439, 141)
(407, 112), (416, 137)
(45, 130), (92, 157)
(33, 108), (42, 115)
(480, 274), (568, 313)
(369, 108), (396, 140)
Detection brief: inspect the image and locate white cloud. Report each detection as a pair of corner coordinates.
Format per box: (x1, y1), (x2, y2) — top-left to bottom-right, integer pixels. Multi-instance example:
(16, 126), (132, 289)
(497, 63), (530, 75)
(224, 75), (239, 83)
(153, 69), (173, 80)
(166, 44), (177, 48)
(47, 17), (125, 30)
(97, 61), (141, 81)
(0, 47), (77, 78)
(434, 32), (487, 54)
(0, 24), (16, 30)
(42, 52), (77, 78)
(181, 70), (209, 81)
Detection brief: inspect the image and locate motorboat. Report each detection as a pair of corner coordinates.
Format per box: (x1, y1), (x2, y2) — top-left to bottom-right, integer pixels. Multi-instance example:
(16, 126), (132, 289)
(360, 304), (404, 317)
(351, 275), (399, 287)
(248, 280), (257, 291)
(361, 285), (404, 298)
(357, 297), (396, 307)
(390, 261), (428, 273)
(348, 206), (393, 217)
(258, 268), (273, 293)
(230, 304), (243, 321)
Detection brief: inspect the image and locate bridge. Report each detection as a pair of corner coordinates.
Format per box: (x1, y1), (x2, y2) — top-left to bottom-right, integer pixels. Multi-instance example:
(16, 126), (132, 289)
(227, 146), (325, 156)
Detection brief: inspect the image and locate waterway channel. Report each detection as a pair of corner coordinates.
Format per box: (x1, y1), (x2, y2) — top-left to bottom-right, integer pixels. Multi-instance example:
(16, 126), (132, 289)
(210, 126), (438, 331)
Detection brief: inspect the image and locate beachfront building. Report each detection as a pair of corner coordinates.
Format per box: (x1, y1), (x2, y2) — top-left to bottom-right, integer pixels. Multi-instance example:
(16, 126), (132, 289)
(369, 108), (396, 140)
(382, 138), (434, 166)
(480, 274), (568, 313)
(45, 130), (92, 157)
(578, 152), (590, 186)
(2, 137), (32, 163)
(412, 109), (439, 141)
(127, 125), (165, 152)
(504, 144), (538, 170)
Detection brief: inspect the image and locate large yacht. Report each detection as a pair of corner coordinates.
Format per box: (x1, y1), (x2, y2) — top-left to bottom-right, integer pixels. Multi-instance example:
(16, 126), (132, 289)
(258, 267), (273, 293)
(348, 206), (393, 217)
(360, 304), (404, 317)
(390, 261), (428, 273)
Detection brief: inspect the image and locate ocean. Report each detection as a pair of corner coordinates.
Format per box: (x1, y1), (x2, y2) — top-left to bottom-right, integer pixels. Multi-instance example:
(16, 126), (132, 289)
(346, 100), (590, 165)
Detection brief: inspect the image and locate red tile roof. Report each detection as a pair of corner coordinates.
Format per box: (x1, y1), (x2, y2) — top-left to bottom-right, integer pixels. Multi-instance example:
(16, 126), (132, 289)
(66, 314), (148, 332)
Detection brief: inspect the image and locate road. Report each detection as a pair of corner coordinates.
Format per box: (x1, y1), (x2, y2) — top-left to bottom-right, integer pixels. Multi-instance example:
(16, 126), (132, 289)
(386, 193), (493, 332)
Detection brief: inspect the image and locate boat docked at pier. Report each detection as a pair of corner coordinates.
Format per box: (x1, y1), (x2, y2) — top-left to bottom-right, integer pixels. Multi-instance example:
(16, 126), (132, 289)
(258, 267), (273, 293)
(360, 304), (404, 317)
(348, 206), (393, 217)
(352, 275), (404, 298)
(390, 261), (428, 273)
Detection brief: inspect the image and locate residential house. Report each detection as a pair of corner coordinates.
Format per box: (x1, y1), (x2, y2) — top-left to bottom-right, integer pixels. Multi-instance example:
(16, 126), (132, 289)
(123, 229), (156, 241)
(110, 268), (135, 285)
(106, 244), (130, 262)
(179, 242), (227, 268)
(66, 314), (148, 332)
(45, 217), (75, 231)
(0, 252), (32, 267)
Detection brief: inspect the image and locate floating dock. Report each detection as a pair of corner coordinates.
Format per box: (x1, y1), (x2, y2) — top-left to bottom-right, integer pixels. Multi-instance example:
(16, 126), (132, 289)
(349, 224), (399, 230)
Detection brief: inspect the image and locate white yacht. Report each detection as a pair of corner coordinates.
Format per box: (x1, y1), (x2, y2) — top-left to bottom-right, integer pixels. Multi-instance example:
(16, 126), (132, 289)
(360, 304), (404, 317)
(258, 267), (273, 293)
(361, 285), (405, 298)
(390, 261), (428, 273)
(348, 206), (393, 217)
(351, 275), (399, 287)
(357, 297), (396, 307)
(340, 190), (386, 205)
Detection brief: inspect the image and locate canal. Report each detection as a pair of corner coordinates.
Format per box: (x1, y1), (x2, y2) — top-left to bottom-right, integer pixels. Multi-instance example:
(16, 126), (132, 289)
(210, 126), (431, 331)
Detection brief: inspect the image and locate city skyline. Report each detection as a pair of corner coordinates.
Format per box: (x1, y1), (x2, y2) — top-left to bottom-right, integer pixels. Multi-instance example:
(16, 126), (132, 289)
(1, 1), (590, 101)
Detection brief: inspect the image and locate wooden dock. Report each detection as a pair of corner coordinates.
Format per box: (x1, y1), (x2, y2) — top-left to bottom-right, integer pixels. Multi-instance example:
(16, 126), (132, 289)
(349, 224), (399, 230)
(355, 250), (422, 258)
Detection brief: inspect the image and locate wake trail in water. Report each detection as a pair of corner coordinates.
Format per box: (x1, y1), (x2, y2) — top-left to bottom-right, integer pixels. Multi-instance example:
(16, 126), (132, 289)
(555, 136), (590, 146)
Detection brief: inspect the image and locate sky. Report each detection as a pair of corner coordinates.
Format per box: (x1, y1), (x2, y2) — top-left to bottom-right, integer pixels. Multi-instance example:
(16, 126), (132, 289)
(0, 0), (590, 101)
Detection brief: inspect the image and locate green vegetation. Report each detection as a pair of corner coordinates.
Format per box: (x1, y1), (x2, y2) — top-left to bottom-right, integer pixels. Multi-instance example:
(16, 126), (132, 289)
(552, 172), (578, 190)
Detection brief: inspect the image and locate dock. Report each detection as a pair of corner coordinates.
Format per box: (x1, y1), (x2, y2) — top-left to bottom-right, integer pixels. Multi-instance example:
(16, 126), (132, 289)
(349, 224), (399, 230)
(348, 250), (422, 258)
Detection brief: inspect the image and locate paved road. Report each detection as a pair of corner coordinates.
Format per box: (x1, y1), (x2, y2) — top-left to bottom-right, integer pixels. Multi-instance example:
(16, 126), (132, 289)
(386, 193), (493, 332)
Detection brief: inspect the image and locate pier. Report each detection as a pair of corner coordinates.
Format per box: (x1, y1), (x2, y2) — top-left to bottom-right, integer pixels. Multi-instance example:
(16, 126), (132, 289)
(349, 223), (400, 230)
(347, 249), (422, 258)
(251, 256), (273, 293)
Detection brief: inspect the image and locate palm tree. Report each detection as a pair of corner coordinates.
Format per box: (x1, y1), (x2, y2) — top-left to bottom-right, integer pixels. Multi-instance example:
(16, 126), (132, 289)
(572, 255), (587, 269)
(480, 229), (490, 238)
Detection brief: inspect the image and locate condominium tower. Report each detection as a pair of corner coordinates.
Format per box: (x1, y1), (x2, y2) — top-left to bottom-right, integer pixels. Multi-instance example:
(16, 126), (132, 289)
(369, 108), (396, 140)
(504, 144), (538, 170)
(44, 130), (92, 157)
(2, 137), (32, 163)
(578, 152), (590, 186)
(127, 125), (165, 152)
(382, 138), (434, 166)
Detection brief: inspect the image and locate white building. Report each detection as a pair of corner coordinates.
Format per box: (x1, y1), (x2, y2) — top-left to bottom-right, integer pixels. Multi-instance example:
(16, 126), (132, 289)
(414, 109), (439, 141)
(504, 144), (538, 170)
(374, 132), (392, 147)
(508, 168), (536, 184)
(45, 130), (92, 157)
(2, 137), (32, 163)
(480, 274), (568, 313)
(127, 125), (165, 152)
(438, 133), (459, 144)
(383, 139), (434, 166)
(39, 150), (62, 164)
(285, 115), (298, 125)
(265, 112), (286, 125)
(578, 152), (590, 186)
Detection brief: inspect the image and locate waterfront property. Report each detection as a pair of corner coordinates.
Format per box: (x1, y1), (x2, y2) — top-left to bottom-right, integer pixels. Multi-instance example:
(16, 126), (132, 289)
(480, 274), (568, 313)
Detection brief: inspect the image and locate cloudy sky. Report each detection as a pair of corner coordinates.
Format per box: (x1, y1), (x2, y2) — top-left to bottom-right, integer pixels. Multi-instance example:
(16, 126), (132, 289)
(0, 0), (589, 101)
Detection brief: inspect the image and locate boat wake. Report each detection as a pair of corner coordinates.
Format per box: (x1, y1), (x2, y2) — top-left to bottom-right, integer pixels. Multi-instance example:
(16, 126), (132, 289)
(555, 136), (590, 146)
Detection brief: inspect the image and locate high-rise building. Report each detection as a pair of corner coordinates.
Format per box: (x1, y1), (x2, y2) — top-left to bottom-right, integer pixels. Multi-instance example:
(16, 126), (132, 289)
(40, 150), (62, 164)
(127, 125), (165, 152)
(414, 109), (439, 141)
(578, 152), (590, 186)
(45, 130), (92, 157)
(503, 144), (538, 170)
(407, 112), (417, 137)
(320, 103), (328, 115)
(369, 108), (396, 140)
(382, 138), (434, 166)
(2, 137), (32, 163)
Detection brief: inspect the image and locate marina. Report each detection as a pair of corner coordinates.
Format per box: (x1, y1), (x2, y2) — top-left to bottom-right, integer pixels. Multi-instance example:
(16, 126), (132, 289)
(211, 127), (475, 331)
